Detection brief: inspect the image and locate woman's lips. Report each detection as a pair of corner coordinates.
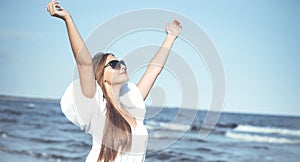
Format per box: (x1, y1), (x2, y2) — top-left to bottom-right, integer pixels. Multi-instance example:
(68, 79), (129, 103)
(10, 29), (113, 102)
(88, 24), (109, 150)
(120, 71), (127, 75)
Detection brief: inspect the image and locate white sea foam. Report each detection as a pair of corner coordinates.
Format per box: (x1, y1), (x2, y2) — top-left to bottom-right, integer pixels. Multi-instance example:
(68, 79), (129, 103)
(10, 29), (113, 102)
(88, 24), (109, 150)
(1, 133), (8, 138)
(234, 125), (300, 137)
(145, 121), (157, 130)
(27, 103), (35, 108)
(225, 131), (300, 144)
(145, 121), (190, 131)
(160, 123), (191, 131)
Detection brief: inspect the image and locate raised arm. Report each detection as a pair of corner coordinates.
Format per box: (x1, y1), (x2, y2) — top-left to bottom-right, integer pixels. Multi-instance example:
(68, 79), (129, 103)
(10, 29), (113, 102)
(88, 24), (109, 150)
(46, 0), (96, 98)
(137, 20), (182, 100)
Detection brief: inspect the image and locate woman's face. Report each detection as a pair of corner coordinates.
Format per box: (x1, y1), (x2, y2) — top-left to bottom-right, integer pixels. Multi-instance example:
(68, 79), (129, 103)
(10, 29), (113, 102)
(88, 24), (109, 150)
(103, 55), (129, 85)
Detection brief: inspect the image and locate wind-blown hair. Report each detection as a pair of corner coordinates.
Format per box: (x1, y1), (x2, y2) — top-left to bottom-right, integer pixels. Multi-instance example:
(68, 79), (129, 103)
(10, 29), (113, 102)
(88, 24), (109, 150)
(92, 52), (132, 162)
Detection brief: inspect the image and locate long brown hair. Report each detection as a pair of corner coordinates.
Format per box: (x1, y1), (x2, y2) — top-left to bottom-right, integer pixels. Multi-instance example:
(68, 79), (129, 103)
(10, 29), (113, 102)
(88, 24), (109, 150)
(92, 53), (132, 162)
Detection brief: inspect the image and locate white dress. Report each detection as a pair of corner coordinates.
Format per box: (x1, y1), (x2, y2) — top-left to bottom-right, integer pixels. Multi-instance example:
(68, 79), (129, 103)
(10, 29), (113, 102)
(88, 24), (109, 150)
(60, 79), (148, 162)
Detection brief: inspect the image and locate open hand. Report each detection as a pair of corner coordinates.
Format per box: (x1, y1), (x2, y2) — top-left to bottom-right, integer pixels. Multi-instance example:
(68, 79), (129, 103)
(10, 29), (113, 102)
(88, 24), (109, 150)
(165, 20), (182, 38)
(46, 0), (70, 20)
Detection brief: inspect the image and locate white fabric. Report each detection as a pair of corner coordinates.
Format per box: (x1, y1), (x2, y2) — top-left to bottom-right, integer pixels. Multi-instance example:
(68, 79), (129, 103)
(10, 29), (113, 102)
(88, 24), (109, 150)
(60, 79), (148, 162)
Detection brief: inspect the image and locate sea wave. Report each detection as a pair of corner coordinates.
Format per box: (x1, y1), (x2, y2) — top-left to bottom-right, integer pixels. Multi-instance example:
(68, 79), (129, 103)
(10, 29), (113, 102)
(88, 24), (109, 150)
(0, 118), (18, 123)
(145, 121), (190, 132)
(234, 125), (300, 137)
(1, 132), (8, 138)
(0, 146), (80, 161)
(0, 108), (22, 116)
(225, 131), (300, 144)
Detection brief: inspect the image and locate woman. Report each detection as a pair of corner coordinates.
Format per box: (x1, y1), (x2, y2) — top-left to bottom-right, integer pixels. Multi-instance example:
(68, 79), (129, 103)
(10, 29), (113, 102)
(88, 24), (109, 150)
(46, 1), (182, 162)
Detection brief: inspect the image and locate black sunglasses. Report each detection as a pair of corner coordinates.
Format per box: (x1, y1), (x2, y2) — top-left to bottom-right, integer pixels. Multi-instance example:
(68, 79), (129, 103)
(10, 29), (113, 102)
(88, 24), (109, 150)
(104, 60), (126, 70)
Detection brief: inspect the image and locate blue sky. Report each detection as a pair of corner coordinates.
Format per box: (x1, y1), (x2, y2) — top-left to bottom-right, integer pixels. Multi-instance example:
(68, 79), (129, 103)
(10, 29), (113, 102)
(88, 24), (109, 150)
(1, 0), (299, 116)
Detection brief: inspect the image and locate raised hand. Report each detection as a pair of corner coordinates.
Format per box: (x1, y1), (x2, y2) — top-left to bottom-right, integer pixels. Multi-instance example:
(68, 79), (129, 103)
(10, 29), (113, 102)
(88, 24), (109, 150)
(165, 20), (183, 38)
(46, 0), (70, 20)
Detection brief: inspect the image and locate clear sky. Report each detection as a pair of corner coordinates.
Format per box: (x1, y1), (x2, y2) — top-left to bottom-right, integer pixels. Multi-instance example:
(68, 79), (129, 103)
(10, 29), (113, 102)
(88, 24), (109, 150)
(1, 0), (299, 116)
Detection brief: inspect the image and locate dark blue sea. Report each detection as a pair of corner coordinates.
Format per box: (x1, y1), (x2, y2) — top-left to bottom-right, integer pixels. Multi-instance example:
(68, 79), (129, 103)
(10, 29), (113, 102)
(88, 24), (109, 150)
(0, 95), (299, 162)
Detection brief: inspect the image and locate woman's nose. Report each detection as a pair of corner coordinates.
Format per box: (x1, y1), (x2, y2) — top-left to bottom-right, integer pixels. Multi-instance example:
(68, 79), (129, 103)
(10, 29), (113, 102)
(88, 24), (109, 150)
(120, 64), (127, 70)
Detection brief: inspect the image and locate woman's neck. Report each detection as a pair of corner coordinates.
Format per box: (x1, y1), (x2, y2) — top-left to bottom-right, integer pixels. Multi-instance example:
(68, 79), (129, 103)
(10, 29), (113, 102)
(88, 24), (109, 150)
(105, 83), (122, 107)
(105, 83), (136, 126)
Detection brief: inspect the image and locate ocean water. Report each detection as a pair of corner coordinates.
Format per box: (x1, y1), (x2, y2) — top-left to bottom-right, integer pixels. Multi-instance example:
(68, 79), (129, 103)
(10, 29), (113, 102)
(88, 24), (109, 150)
(0, 95), (300, 162)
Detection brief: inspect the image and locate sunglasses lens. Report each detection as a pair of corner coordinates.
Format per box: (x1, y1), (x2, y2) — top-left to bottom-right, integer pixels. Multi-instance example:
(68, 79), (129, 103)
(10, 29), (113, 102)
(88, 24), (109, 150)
(108, 60), (126, 69)
(120, 60), (126, 67)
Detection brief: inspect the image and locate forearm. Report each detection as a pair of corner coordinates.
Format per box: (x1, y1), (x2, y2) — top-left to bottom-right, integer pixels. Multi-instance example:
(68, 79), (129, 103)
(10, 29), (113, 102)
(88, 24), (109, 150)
(147, 34), (177, 74)
(137, 20), (181, 99)
(46, 1), (95, 98)
(64, 16), (92, 66)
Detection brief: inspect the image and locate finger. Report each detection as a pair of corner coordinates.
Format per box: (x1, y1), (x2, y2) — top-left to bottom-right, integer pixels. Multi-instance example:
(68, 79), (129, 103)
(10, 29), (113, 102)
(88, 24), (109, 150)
(50, 3), (56, 15)
(171, 23), (177, 29)
(46, 1), (53, 11)
(51, 3), (60, 15)
(175, 24), (182, 31)
(165, 22), (170, 31)
(47, 1), (53, 6)
(46, 0), (58, 13)
(48, 3), (52, 14)
(173, 19), (180, 26)
(48, 0), (58, 6)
